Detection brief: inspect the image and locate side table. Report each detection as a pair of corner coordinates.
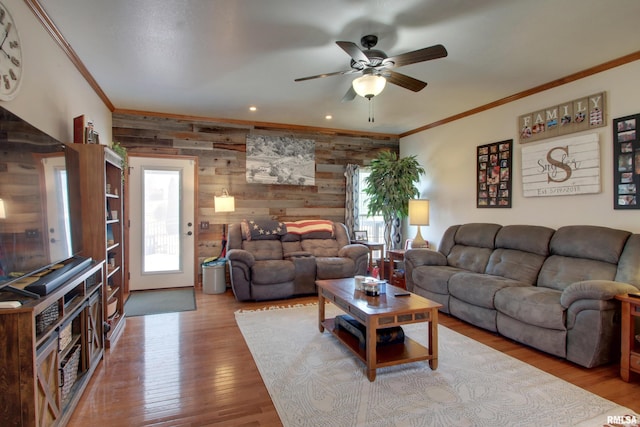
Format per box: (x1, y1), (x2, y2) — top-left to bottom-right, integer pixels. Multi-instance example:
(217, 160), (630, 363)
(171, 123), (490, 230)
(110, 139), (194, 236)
(354, 241), (384, 275)
(387, 249), (406, 289)
(615, 293), (640, 382)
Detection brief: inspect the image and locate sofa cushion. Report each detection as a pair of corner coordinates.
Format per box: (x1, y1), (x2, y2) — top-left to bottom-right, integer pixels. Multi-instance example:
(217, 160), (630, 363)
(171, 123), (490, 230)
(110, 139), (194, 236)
(615, 234), (640, 286)
(537, 255), (618, 291)
(242, 240), (283, 261)
(550, 225), (630, 264)
(412, 265), (463, 295)
(316, 257), (354, 279)
(485, 248), (547, 284)
(454, 223), (501, 248)
(251, 260), (295, 285)
(495, 224), (554, 256)
(447, 246), (494, 273)
(494, 286), (566, 330)
(449, 272), (530, 309)
(301, 239), (339, 257)
(282, 240), (303, 255)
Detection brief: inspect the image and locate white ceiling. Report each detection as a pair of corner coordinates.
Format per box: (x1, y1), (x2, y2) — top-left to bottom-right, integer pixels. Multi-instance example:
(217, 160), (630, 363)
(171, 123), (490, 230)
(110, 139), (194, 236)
(38, 0), (640, 135)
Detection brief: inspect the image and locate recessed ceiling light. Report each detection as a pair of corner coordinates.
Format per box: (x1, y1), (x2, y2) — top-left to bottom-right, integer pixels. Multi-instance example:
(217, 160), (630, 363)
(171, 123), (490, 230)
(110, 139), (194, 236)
(325, 115), (332, 120)
(249, 106), (257, 112)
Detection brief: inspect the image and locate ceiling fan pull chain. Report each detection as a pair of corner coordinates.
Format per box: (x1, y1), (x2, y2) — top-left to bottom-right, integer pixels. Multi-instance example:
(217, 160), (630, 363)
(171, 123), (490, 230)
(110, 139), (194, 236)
(368, 97), (375, 123)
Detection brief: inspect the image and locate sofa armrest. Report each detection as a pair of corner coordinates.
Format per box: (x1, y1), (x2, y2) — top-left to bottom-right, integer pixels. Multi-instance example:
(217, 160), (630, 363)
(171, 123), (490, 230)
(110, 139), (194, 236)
(404, 249), (447, 268)
(338, 243), (369, 260)
(227, 248), (255, 267)
(226, 249), (255, 301)
(560, 280), (640, 308)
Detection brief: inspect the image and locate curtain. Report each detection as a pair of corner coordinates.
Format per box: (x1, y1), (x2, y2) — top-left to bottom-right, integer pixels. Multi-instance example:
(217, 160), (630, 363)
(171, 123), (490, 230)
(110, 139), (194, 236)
(344, 164), (359, 239)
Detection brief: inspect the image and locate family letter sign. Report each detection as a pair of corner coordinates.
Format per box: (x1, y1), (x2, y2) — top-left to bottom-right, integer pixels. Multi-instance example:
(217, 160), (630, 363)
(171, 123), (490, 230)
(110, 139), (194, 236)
(521, 133), (600, 197)
(518, 92), (606, 143)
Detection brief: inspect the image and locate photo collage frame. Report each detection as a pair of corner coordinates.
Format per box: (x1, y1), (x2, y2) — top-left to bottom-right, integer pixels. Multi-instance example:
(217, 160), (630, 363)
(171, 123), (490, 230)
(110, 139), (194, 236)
(613, 113), (640, 209)
(477, 139), (512, 208)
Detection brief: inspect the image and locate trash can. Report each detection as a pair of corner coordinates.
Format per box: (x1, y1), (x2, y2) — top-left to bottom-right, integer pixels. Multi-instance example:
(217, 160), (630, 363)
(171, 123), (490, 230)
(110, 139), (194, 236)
(202, 258), (227, 294)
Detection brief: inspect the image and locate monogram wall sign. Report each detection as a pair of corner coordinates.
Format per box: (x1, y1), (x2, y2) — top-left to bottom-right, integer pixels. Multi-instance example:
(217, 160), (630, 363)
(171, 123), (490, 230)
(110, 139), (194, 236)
(521, 133), (600, 197)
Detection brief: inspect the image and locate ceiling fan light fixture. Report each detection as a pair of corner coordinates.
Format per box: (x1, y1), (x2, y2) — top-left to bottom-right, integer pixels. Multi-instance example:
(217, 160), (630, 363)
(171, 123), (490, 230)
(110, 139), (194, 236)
(352, 74), (386, 98)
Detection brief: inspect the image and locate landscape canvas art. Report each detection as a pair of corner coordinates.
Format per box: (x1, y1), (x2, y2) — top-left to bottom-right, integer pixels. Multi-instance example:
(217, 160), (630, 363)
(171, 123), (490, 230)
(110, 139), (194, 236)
(246, 135), (315, 185)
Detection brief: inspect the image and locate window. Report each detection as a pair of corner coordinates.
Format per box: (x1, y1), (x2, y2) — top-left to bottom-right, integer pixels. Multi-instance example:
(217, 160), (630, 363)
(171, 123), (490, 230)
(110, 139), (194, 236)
(357, 168), (385, 243)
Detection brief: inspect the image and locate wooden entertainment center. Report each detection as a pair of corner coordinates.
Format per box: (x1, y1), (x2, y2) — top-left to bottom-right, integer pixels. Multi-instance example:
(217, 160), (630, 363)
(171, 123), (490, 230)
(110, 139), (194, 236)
(0, 260), (104, 426)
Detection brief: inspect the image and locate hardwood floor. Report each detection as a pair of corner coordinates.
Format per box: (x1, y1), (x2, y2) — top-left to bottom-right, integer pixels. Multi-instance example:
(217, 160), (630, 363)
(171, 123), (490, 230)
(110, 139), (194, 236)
(68, 288), (640, 426)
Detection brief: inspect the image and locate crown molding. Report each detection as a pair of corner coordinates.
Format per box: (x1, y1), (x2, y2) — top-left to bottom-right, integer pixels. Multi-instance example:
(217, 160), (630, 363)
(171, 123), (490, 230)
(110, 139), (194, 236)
(400, 50), (640, 138)
(24, 0), (114, 111)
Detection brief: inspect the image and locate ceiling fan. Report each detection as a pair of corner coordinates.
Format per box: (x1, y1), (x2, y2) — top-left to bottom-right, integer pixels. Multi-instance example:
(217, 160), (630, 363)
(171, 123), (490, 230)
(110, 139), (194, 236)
(294, 34), (448, 102)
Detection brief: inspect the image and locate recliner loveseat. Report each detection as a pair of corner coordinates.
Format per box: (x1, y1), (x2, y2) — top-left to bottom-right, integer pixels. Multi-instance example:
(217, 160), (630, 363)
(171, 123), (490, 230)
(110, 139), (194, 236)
(227, 219), (369, 301)
(404, 223), (640, 368)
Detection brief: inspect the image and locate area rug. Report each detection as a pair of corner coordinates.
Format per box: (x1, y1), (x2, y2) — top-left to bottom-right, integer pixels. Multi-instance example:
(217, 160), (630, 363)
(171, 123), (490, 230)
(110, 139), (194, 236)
(235, 303), (638, 427)
(125, 288), (196, 317)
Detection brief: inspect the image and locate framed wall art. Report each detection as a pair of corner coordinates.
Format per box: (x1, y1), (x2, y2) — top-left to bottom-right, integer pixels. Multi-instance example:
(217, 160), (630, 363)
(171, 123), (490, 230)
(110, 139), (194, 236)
(518, 92), (606, 144)
(246, 134), (315, 186)
(477, 139), (512, 208)
(353, 230), (368, 241)
(613, 113), (640, 209)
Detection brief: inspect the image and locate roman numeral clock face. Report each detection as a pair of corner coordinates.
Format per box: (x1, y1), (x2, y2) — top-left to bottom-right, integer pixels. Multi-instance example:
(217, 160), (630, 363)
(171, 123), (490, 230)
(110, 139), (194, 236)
(0, 1), (22, 101)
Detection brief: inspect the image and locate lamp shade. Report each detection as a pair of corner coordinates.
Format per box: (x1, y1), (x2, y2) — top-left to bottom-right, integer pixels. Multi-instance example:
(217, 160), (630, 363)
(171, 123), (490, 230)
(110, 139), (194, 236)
(352, 74), (386, 98)
(0, 198), (5, 219)
(214, 189), (235, 213)
(408, 199), (429, 226)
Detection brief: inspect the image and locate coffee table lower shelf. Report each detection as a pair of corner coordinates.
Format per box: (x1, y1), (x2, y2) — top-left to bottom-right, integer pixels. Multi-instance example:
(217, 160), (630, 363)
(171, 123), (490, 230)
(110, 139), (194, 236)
(321, 317), (433, 369)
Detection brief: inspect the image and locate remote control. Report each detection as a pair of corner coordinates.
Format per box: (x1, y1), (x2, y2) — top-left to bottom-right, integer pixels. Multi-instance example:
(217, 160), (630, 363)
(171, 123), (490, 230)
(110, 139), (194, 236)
(394, 292), (411, 297)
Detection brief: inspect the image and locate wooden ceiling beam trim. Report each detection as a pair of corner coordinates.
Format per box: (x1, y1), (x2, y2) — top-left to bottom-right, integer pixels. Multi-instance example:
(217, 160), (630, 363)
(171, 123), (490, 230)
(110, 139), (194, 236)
(113, 108), (400, 141)
(400, 50), (640, 139)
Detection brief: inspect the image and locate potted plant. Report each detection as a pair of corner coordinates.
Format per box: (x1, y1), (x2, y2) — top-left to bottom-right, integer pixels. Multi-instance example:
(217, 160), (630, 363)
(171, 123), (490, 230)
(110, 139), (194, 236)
(110, 141), (128, 182)
(363, 150), (425, 251)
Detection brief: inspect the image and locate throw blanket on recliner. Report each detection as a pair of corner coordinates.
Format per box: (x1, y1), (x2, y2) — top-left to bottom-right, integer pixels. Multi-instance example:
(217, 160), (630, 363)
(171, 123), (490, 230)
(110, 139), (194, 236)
(241, 219), (286, 240)
(284, 219), (334, 235)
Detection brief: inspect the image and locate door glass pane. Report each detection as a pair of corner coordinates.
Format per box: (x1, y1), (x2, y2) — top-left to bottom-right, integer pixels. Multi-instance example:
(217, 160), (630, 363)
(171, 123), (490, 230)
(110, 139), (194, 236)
(143, 169), (181, 273)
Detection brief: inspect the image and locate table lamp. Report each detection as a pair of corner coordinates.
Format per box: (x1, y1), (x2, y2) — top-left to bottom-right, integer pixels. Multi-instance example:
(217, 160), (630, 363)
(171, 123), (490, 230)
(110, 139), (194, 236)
(408, 199), (429, 249)
(214, 189), (235, 257)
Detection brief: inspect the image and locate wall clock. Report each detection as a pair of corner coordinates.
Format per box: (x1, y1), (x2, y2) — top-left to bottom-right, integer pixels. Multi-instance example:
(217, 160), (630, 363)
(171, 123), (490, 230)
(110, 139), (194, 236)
(0, 1), (22, 101)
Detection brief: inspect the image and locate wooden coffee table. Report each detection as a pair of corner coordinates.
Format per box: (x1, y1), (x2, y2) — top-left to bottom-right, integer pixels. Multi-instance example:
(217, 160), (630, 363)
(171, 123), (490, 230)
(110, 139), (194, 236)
(316, 278), (442, 381)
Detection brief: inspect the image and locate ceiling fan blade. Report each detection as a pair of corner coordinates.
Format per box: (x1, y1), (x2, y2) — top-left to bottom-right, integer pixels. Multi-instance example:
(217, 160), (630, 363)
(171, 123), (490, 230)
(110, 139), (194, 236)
(294, 69), (355, 82)
(384, 44), (448, 68)
(336, 41), (369, 63)
(385, 70), (427, 92)
(341, 86), (356, 102)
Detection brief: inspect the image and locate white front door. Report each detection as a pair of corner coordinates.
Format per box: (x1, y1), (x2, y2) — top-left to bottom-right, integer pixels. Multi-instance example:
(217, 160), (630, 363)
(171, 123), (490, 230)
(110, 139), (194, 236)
(129, 155), (197, 290)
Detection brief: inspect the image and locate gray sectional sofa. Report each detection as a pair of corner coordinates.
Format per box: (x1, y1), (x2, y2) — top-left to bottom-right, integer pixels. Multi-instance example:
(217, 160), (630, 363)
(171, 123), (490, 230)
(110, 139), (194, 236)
(227, 220), (369, 301)
(404, 223), (640, 368)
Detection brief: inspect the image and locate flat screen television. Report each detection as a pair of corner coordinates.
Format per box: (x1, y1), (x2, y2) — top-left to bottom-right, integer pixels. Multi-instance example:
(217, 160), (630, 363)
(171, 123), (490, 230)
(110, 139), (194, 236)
(0, 106), (85, 298)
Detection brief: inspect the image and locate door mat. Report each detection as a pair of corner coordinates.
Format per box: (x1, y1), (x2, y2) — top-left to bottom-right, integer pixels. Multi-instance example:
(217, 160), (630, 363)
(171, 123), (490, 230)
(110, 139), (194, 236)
(125, 288), (196, 317)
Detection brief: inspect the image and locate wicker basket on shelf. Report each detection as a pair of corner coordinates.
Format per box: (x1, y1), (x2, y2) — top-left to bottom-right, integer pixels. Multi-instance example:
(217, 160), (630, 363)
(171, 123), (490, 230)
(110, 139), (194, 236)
(60, 344), (81, 402)
(58, 323), (73, 351)
(35, 303), (59, 335)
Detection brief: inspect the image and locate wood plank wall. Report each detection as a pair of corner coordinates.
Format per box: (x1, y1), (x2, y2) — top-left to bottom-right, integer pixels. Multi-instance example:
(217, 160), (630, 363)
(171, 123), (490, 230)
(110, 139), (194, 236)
(111, 112), (399, 262)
